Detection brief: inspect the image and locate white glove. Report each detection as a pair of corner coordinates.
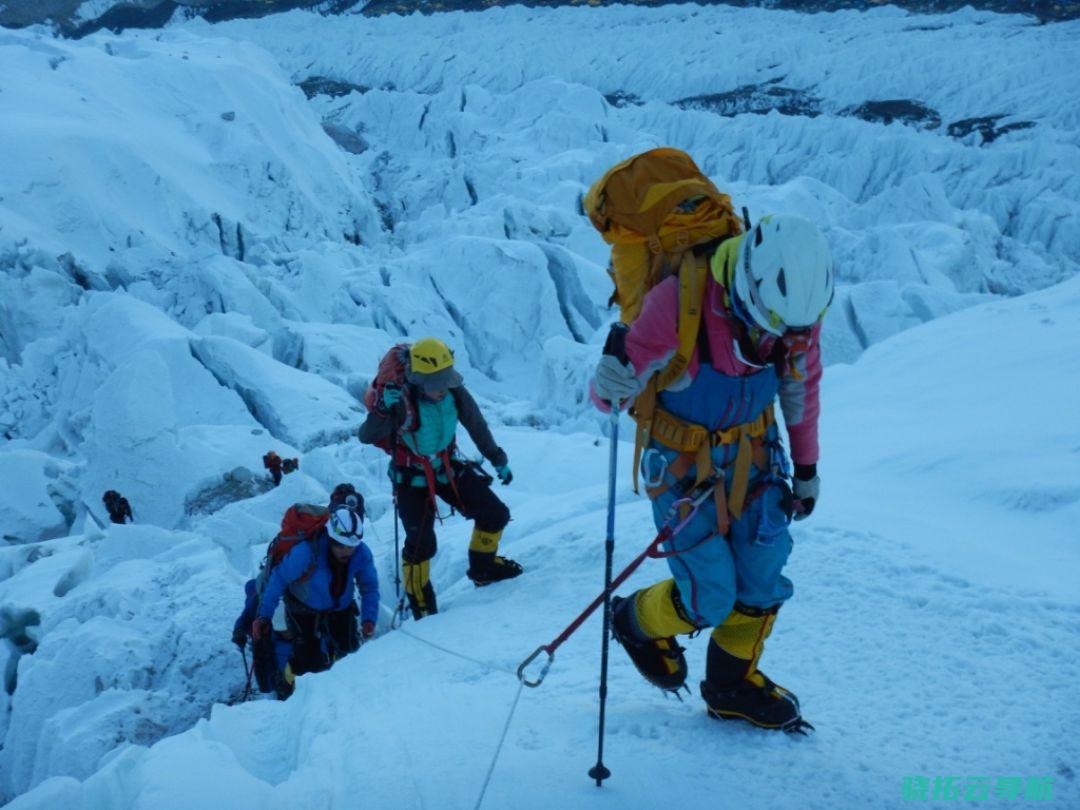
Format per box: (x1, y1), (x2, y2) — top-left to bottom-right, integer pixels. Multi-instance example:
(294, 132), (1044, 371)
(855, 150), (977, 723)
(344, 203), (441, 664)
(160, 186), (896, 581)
(593, 355), (642, 404)
(792, 474), (820, 521)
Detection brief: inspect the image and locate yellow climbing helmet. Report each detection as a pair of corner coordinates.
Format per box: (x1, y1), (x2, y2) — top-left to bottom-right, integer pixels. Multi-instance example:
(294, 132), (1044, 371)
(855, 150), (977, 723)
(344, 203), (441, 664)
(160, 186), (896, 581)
(407, 337), (464, 391)
(409, 337), (455, 373)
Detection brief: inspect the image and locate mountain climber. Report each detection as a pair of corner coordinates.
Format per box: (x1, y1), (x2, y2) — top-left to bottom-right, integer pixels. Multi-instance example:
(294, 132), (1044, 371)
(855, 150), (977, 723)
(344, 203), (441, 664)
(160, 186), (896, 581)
(263, 451), (284, 486)
(102, 490), (133, 524)
(251, 502), (379, 697)
(359, 337), (521, 621)
(592, 208), (833, 733)
(330, 481), (363, 511)
(263, 451), (299, 486)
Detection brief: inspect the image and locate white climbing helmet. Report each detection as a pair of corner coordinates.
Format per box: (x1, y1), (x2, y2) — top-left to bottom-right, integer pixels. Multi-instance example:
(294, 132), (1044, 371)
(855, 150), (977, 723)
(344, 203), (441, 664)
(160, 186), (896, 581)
(327, 505), (364, 547)
(732, 214), (835, 336)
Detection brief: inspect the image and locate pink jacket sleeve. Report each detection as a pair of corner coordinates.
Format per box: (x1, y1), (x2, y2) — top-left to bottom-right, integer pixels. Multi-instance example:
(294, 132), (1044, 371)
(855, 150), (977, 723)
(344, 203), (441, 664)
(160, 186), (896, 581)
(779, 323), (823, 466)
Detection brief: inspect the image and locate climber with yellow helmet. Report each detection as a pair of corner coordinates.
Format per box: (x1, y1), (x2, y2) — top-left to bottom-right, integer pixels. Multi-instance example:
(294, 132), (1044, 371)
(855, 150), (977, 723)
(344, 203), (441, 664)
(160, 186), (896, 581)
(359, 337), (521, 620)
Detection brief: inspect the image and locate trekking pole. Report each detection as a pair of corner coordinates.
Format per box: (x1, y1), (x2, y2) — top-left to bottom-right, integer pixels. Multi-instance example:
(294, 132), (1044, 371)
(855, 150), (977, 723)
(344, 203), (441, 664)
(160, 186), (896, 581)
(588, 322), (628, 787)
(517, 477), (717, 685)
(391, 431), (406, 628)
(241, 646), (254, 702)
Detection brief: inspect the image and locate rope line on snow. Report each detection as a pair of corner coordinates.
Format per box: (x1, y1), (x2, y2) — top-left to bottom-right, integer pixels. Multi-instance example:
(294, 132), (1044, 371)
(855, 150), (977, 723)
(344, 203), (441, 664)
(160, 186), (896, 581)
(395, 625), (519, 678)
(370, 500), (527, 809)
(386, 622), (525, 808)
(474, 680), (524, 810)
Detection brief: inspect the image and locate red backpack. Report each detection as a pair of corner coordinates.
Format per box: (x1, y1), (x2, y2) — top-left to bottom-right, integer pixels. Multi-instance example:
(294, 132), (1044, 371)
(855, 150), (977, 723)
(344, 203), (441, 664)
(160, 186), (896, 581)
(363, 344), (418, 448)
(255, 503), (329, 597)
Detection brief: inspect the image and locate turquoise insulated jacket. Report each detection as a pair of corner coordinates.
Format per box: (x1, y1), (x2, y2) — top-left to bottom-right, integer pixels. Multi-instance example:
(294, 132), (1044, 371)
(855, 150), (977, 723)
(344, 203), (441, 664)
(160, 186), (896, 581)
(401, 394), (459, 458)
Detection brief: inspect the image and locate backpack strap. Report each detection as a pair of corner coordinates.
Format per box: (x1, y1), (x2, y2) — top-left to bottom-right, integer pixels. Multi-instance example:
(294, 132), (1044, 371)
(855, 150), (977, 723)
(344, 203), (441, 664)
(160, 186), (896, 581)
(630, 375), (658, 495)
(630, 252), (708, 494)
(655, 253), (707, 391)
(297, 536), (322, 583)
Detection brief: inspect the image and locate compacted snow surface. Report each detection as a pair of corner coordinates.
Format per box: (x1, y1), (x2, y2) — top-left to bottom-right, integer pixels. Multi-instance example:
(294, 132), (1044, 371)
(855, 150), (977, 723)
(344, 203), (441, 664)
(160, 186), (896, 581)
(0, 4), (1078, 808)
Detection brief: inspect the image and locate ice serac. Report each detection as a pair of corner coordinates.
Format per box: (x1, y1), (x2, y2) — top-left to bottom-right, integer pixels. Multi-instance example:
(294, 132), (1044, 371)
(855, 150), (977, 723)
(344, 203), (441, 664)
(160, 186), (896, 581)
(215, 4), (1079, 366)
(0, 451), (71, 545)
(190, 335), (361, 452)
(0, 28), (381, 276)
(0, 523), (252, 800)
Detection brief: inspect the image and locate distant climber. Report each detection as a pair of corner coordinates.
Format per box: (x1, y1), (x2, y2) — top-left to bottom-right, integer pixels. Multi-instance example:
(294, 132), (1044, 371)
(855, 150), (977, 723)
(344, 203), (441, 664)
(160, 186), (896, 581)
(263, 451), (299, 487)
(263, 451), (283, 486)
(359, 337), (521, 621)
(329, 481), (363, 511)
(102, 490), (133, 524)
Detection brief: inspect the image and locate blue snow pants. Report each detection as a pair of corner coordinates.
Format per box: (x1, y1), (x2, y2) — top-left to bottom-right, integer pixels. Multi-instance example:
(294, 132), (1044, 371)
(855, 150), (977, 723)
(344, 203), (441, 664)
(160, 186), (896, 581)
(645, 432), (795, 627)
(642, 363), (796, 628)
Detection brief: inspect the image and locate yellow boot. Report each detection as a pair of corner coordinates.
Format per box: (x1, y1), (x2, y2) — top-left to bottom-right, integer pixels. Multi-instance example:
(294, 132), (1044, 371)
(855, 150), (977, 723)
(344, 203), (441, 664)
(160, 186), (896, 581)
(700, 604), (808, 732)
(403, 560), (437, 620)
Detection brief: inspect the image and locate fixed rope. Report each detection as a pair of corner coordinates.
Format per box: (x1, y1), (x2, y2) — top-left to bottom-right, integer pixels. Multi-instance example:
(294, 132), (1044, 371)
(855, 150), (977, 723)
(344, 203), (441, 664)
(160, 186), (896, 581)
(474, 681), (524, 810)
(395, 624), (518, 678)
(390, 622), (524, 809)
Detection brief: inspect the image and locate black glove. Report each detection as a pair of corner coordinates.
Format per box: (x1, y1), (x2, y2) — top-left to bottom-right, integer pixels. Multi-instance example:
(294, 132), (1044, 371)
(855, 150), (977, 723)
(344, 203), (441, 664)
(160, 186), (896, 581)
(232, 626), (248, 650)
(793, 463), (820, 521)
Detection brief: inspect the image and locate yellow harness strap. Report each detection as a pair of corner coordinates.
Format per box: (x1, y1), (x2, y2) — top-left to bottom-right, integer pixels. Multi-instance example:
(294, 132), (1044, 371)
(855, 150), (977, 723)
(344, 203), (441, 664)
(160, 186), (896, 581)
(637, 405), (775, 533)
(630, 254), (707, 494)
(713, 480), (731, 536)
(626, 248), (773, 533)
(729, 433), (754, 519)
(630, 376), (659, 495)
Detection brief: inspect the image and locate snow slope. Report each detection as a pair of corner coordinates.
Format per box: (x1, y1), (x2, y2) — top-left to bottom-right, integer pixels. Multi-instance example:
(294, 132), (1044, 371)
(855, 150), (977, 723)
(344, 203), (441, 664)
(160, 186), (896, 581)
(9, 272), (1080, 810)
(1, 3), (1078, 806)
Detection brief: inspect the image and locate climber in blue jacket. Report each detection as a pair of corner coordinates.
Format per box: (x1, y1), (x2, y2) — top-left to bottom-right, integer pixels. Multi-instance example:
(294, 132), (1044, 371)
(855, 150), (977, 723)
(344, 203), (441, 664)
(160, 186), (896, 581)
(252, 502), (379, 691)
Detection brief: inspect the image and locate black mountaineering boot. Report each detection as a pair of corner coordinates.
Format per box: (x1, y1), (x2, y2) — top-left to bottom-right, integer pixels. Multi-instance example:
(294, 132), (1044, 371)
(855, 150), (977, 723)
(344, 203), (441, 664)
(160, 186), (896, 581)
(467, 550), (523, 586)
(700, 672), (804, 731)
(700, 616), (810, 733)
(610, 594), (688, 693)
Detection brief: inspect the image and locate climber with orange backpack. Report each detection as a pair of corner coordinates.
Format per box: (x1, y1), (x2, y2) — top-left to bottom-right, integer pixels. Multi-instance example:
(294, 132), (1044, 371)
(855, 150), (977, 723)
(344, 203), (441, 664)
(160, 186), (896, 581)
(586, 148), (833, 733)
(358, 337), (520, 621)
(233, 488), (378, 699)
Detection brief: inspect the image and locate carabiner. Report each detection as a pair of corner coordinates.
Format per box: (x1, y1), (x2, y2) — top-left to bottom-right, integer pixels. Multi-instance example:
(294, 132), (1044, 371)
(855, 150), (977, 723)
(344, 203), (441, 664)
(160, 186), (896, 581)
(640, 447), (667, 491)
(517, 645), (554, 688)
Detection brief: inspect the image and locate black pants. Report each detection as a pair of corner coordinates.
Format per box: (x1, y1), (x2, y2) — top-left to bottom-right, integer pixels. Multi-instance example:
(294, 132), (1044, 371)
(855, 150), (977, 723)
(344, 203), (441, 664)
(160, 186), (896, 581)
(285, 599), (360, 676)
(398, 462), (510, 564)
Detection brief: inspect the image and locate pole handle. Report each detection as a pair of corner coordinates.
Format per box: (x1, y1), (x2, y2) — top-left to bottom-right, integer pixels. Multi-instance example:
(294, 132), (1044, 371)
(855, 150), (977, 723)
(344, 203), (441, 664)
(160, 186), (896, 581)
(602, 322), (629, 365)
(517, 645), (554, 688)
